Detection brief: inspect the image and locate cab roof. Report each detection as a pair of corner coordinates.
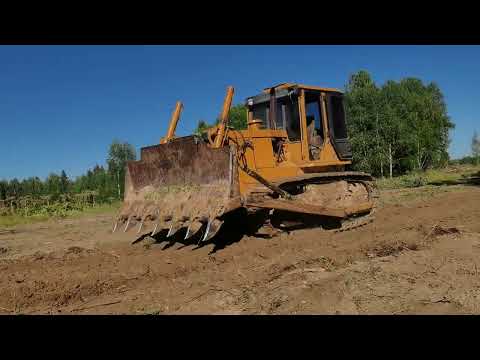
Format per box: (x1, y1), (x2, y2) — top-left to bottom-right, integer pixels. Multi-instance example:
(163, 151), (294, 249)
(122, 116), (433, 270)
(262, 82), (343, 94)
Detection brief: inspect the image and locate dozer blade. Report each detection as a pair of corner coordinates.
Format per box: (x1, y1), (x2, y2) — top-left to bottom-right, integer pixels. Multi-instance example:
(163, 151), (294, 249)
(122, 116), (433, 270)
(116, 136), (240, 244)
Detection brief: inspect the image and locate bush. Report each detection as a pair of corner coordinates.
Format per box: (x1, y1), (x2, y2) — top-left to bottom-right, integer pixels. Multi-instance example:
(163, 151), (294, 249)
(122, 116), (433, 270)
(400, 174), (427, 188)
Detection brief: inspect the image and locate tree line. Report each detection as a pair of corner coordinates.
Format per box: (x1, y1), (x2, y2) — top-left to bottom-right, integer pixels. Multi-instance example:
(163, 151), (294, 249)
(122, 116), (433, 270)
(344, 71), (454, 177)
(0, 140), (136, 203)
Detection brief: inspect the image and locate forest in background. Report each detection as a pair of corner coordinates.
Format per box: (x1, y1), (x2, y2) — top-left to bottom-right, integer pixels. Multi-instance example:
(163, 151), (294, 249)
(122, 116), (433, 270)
(0, 141), (135, 217)
(1, 70), (478, 217)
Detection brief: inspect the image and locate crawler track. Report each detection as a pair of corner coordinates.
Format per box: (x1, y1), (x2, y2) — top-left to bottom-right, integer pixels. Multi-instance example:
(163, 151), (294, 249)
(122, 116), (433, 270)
(251, 172), (378, 235)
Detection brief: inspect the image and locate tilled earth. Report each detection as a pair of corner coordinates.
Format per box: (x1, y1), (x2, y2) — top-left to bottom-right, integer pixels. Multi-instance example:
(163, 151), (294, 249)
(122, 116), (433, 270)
(1, 184), (480, 315)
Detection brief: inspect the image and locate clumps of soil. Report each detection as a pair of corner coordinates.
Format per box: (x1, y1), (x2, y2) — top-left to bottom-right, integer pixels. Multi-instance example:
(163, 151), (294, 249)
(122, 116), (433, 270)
(430, 225), (461, 237)
(65, 246), (96, 258)
(66, 246), (85, 254)
(0, 247), (8, 255)
(367, 241), (418, 258)
(267, 294), (289, 313)
(303, 256), (337, 271)
(33, 251), (46, 261)
(367, 224), (462, 259)
(418, 224), (461, 240)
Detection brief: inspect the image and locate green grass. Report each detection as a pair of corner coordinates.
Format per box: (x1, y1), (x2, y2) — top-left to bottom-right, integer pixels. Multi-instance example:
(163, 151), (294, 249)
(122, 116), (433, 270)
(0, 201), (122, 229)
(377, 164), (480, 190)
(379, 184), (469, 206)
(376, 164), (480, 206)
(0, 214), (50, 228)
(69, 201), (122, 218)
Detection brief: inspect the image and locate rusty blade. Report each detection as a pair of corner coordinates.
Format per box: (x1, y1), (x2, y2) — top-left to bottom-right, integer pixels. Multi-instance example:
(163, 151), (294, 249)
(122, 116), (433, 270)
(116, 137), (242, 244)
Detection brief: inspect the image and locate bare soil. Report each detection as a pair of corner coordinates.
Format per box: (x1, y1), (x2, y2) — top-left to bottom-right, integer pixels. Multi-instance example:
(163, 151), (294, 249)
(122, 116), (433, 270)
(1, 184), (480, 315)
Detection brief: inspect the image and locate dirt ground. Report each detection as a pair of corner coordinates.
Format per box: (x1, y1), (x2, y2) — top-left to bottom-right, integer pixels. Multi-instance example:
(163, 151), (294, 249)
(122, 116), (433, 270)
(1, 183), (480, 315)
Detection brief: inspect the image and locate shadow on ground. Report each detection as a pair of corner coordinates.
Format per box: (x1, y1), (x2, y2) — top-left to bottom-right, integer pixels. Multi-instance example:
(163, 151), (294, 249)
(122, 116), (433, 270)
(129, 206), (349, 254)
(130, 208), (262, 254)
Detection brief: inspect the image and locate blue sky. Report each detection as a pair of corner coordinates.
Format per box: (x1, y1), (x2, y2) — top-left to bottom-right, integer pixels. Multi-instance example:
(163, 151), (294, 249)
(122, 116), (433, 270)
(1, 45), (478, 180)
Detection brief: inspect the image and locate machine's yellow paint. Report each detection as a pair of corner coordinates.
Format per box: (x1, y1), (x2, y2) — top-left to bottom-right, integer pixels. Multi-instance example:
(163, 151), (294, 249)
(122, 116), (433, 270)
(206, 83), (353, 195)
(170, 83), (352, 197)
(214, 86), (235, 148)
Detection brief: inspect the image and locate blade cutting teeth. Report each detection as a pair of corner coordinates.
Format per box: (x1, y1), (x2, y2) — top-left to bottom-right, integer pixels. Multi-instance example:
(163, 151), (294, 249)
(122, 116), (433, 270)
(166, 220), (176, 237)
(124, 216), (132, 232)
(137, 218), (145, 234)
(198, 219), (212, 244)
(201, 218), (224, 243)
(184, 220), (203, 240)
(151, 222), (159, 236)
(167, 216), (190, 238)
(184, 223), (191, 239)
(150, 208), (161, 236)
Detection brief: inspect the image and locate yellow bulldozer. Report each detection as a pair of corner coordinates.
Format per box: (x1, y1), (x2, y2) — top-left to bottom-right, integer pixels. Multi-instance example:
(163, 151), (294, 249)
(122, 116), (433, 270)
(113, 83), (377, 244)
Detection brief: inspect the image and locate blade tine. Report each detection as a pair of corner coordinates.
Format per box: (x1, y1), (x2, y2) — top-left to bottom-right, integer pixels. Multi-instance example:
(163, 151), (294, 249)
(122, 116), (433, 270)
(166, 219), (175, 237)
(199, 219), (212, 244)
(112, 221), (118, 233)
(167, 221), (186, 238)
(185, 220), (203, 240)
(137, 218), (145, 234)
(123, 216), (131, 232)
(151, 209), (161, 236)
(203, 219), (224, 242)
(151, 222), (159, 236)
(184, 223), (191, 239)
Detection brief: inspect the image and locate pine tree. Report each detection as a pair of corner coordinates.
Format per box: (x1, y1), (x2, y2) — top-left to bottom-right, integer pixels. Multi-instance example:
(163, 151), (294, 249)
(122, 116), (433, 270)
(60, 170), (70, 194)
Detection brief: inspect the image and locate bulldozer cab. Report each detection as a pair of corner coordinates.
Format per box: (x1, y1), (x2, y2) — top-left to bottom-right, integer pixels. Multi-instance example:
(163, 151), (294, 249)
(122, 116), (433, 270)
(245, 83), (352, 162)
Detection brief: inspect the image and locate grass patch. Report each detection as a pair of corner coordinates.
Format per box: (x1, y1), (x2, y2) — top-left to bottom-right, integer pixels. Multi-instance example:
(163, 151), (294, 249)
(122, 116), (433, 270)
(0, 214), (50, 228)
(0, 201), (122, 229)
(377, 165), (480, 190)
(69, 202), (121, 218)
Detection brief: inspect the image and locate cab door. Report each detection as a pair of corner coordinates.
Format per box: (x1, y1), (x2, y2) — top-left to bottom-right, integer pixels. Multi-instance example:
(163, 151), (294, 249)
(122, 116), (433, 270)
(303, 91), (326, 160)
(325, 93), (352, 160)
